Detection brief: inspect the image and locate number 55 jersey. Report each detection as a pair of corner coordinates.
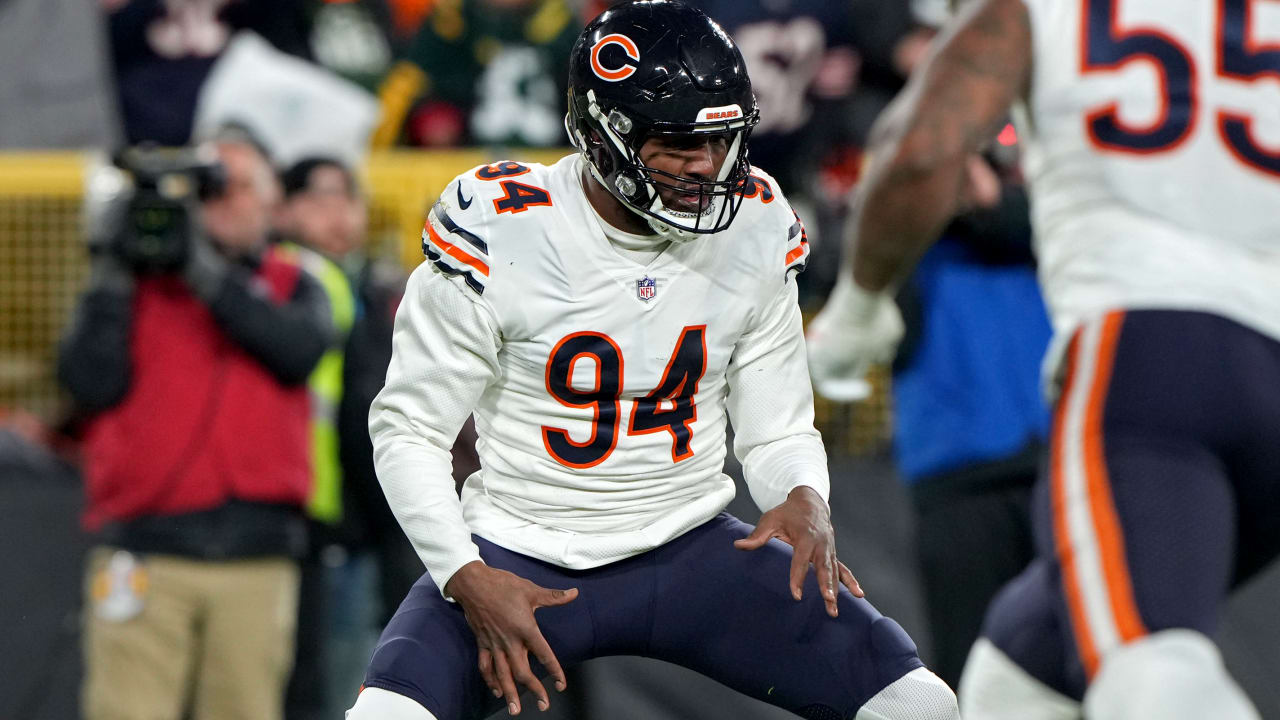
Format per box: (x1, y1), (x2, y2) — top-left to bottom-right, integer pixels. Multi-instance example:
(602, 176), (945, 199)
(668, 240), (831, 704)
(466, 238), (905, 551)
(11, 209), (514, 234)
(1017, 0), (1280, 373)
(370, 154), (825, 593)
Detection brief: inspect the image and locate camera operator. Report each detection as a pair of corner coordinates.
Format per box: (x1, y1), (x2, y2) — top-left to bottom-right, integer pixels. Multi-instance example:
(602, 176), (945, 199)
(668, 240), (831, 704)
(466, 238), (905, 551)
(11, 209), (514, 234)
(59, 130), (336, 720)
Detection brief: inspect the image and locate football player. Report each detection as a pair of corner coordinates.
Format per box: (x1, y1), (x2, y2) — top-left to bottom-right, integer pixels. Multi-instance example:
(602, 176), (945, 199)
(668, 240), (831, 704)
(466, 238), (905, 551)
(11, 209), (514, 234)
(346, 2), (960, 719)
(806, 0), (1280, 719)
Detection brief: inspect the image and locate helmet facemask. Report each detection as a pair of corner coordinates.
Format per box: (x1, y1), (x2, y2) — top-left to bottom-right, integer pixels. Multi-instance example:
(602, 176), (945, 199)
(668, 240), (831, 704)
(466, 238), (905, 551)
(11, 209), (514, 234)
(570, 88), (758, 242)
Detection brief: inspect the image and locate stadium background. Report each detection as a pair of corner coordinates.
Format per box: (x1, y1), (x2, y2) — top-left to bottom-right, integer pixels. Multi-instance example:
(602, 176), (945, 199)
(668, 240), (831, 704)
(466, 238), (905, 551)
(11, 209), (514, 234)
(2, 1), (1277, 718)
(4, 148), (1278, 720)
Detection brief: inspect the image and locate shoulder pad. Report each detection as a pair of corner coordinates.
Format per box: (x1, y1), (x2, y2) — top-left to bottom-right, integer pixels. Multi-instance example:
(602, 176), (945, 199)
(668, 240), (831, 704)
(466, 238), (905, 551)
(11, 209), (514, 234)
(421, 160), (556, 296)
(735, 167), (810, 279)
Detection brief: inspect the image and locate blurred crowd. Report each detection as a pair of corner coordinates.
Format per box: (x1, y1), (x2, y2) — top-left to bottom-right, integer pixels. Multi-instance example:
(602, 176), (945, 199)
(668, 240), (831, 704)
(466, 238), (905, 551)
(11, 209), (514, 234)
(1, 0), (1055, 719)
(5, 0), (944, 300)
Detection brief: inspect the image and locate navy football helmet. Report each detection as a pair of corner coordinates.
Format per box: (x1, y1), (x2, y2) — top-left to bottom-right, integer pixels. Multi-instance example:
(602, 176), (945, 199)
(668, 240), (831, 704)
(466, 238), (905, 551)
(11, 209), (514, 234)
(566, 0), (760, 241)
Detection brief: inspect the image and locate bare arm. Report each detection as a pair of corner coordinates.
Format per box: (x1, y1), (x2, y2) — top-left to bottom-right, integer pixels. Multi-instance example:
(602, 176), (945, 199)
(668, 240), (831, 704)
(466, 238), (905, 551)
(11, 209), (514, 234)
(849, 0), (1033, 292)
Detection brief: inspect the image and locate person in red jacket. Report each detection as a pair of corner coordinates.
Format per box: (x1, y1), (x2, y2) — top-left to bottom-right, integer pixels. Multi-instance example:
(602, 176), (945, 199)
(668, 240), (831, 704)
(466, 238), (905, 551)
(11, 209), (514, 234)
(59, 130), (336, 720)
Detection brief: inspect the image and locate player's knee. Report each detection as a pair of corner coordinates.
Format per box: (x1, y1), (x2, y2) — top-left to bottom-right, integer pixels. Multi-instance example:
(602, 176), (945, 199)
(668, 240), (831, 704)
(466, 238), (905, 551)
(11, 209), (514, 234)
(868, 615), (920, 659)
(854, 667), (959, 720)
(346, 687), (438, 720)
(958, 638), (1080, 720)
(1084, 630), (1260, 720)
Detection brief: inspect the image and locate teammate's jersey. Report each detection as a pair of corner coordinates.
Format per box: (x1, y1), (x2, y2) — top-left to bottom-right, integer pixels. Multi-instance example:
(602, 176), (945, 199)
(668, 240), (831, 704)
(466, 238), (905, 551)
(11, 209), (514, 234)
(1017, 0), (1280, 371)
(371, 154), (826, 591)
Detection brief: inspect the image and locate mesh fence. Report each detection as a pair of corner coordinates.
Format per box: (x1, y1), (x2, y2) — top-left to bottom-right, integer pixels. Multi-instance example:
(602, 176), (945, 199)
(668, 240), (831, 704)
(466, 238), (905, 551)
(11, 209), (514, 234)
(0, 153), (90, 422)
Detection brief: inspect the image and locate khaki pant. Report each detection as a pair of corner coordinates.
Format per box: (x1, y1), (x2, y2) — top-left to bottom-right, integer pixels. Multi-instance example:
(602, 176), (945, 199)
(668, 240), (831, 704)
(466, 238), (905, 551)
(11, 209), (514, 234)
(82, 547), (300, 720)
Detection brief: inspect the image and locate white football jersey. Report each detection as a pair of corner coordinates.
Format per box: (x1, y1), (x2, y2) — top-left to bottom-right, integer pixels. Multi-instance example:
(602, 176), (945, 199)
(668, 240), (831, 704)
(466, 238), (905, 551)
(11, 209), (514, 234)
(1018, 0), (1280, 369)
(371, 154), (826, 591)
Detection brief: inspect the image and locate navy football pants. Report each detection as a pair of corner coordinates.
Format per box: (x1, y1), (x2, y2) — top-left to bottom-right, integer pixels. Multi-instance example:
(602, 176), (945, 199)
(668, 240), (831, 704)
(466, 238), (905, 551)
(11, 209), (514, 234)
(363, 512), (924, 719)
(981, 310), (1280, 698)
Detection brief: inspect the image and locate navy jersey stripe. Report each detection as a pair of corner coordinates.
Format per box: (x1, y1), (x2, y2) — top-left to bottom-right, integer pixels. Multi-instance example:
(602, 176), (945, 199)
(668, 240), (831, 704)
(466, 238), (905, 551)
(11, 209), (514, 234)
(432, 201), (489, 255)
(422, 243), (485, 295)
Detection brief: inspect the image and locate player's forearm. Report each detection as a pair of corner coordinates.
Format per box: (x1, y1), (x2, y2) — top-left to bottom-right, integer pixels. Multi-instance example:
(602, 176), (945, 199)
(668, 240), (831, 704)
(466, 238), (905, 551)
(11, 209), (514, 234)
(849, 61), (983, 292)
(742, 434), (831, 512)
(371, 425), (483, 594)
(850, 117), (970, 293)
(370, 341), (486, 594)
(728, 279), (830, 509)
(849, 0), (1032, 293)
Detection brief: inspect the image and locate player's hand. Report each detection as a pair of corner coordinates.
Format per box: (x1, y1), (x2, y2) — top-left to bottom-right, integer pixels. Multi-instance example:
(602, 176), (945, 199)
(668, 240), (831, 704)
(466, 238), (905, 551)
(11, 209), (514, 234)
(805, 277), (903, 402)
(734, 486), (864, 619)
(444, 561), (578, 715)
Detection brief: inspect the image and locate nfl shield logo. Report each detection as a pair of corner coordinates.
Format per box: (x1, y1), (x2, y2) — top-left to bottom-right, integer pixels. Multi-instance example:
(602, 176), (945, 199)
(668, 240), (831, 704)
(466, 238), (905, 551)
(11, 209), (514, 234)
(637, 276), (657, 302)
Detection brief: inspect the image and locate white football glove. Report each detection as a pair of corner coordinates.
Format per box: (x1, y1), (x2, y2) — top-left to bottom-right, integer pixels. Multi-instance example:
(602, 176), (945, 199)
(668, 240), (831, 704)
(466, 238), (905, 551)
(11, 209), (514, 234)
(806, 278), (904, 402)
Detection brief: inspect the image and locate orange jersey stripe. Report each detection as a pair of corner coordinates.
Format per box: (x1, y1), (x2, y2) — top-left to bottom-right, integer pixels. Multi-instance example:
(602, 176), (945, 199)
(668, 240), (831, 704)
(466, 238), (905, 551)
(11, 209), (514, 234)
(1084, 312), (1148, 649)
(1054, 312), (1148, 680)
(785, 241), (808, 266)
(424, 220), (489, 277)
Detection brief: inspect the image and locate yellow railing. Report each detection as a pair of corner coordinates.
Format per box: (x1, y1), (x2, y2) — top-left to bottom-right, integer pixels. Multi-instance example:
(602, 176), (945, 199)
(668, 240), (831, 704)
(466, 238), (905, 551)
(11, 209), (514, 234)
(0, 150), (888, 454)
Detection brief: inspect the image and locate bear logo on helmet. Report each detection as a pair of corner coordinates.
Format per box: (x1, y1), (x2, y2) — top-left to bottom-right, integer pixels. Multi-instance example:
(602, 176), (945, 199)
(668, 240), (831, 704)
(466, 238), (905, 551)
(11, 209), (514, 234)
(590, 33), (640, 82)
